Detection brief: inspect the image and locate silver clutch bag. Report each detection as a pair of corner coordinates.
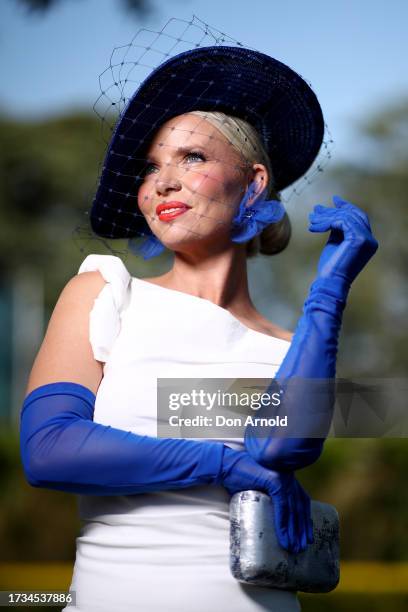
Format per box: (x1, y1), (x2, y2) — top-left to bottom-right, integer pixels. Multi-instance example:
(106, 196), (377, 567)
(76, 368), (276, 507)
(230, 491), (340, 592)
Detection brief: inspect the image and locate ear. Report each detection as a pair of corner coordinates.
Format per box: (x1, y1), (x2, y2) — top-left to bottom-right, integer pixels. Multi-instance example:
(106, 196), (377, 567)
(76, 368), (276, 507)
(246, 163), (269, 204)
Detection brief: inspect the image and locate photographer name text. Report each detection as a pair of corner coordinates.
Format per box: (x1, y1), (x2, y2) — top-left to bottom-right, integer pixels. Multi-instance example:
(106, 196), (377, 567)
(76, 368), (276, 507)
(168, 415), (287, 427)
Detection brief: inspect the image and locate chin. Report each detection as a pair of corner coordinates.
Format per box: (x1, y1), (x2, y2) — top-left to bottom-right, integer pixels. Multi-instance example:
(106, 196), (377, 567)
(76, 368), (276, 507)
(149, 219), (233, 252)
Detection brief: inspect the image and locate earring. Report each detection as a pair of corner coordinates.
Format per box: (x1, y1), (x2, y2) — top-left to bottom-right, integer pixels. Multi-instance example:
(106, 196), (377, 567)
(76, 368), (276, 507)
(231, 182), (286, 243)
(128, 234), (165, 260)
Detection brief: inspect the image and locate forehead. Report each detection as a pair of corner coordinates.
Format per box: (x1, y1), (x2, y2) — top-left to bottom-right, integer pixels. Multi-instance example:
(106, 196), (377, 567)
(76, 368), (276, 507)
(146, 113), (234, 153)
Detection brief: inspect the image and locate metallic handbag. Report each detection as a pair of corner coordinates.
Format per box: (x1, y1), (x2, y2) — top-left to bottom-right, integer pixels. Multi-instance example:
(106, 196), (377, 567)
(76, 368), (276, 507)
(230, 491), (340, 592)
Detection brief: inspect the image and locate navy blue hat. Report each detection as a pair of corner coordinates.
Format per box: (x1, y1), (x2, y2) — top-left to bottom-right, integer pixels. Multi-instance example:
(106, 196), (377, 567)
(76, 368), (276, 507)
(90, 45), (324, 239)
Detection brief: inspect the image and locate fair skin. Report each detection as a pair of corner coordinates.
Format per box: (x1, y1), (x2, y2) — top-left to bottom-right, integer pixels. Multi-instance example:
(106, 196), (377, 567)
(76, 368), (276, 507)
(138, 113), (293, 340)
(25, 113), (292, 397)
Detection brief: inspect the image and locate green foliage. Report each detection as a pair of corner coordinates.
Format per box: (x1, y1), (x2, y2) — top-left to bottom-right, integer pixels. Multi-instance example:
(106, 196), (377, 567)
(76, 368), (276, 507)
(0, 98), (407, 566)
(0, 111), (171, 309)
(0, 113), (104, 298)
(0, 429), (79, 561)
(299, 594), (408, 612)
(326, 104), (408, 378)
(298, 439), (408, 561)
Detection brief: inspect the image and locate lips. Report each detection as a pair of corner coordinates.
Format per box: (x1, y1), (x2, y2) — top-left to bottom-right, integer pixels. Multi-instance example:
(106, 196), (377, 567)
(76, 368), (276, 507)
(156, 201), (191, 222)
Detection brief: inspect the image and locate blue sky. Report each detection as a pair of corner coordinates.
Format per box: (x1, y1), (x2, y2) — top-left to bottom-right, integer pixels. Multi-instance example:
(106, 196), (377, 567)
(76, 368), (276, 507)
(1, 0), (407, 163)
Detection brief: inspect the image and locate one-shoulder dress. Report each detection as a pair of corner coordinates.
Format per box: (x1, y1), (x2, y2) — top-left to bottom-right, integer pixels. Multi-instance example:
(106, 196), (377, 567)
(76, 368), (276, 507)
(63, 254), (300, 612)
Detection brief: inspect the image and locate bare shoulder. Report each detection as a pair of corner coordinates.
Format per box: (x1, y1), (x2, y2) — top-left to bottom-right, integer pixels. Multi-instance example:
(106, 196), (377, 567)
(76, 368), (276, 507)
(265, 323), (293, 342)
(243, 309), (294, 342)
(66, 271), (107, 300)
(274, 327), (294, 343)
(25, 271), (107, 397)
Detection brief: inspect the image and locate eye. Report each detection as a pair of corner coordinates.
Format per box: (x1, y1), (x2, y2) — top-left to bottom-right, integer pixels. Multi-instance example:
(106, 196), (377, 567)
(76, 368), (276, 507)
(185, 151), (206, 162)
(141, 162), (158, 177)
(141, 150), (207, 179)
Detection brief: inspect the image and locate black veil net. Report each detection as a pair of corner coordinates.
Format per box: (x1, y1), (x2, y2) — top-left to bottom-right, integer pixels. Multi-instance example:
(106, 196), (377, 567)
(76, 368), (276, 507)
(73, 15), (333, 259)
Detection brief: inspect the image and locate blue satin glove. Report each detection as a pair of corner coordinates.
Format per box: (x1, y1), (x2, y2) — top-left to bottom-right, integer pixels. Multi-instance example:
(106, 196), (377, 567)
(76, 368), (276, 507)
(222, 447), (313, 553)
(245, 196), (378, 470)
(313, 195), (378, 289)
(20, 381), (306, 552)
(20, 382), (225, 494)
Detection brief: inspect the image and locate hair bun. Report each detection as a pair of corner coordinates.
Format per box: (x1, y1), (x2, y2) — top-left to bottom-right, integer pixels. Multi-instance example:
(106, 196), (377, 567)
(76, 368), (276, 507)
(246, 212), (291, 257)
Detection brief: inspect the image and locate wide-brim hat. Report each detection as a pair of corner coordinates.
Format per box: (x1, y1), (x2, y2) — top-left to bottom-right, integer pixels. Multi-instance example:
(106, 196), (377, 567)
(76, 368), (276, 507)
(90, 45), (324, 239)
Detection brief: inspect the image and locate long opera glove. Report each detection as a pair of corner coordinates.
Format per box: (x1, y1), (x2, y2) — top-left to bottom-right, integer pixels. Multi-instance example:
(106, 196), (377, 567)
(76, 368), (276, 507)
(245, 196), (378, 470)
(20, 381), (312, 552)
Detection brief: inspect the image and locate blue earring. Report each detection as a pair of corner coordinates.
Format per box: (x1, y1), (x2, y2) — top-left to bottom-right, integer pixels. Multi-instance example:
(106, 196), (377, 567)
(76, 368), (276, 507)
(128, 234), (165, 260)
(231, 181), (286, 243)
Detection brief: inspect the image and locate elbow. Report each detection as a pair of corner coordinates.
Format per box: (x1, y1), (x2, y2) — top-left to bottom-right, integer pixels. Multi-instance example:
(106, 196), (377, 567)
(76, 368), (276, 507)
(20, 430), (57, 488)
(245, 434), (324, 471)
(265, 442), (324, 471)
(21, 458), (42, 488)
(21, 448), (49, 488)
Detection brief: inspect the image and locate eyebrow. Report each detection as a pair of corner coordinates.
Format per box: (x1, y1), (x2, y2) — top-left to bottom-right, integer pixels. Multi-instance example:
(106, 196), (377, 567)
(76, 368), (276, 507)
(145, 144), (209, 164)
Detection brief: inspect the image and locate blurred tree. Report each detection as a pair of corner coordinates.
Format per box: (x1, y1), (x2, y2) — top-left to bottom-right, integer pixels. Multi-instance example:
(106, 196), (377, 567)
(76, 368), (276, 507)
(255, 98), (408, 379)
(1, 99), (407, 364)
(0, 111), (170, 309)
(327, 100), (408, 378)
(12, 0), (153, 17)
(0, 113), (106, 299)
(0, 98), (407, 566)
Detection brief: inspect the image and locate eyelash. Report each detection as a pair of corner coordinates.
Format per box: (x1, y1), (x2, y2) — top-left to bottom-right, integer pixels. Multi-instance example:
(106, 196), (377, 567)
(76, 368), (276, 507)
(142, 151), (207, 176)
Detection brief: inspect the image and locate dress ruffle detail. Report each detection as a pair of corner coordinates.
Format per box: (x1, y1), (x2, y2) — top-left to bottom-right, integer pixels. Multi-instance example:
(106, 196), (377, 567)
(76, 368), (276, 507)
(78, 255), (132, 362)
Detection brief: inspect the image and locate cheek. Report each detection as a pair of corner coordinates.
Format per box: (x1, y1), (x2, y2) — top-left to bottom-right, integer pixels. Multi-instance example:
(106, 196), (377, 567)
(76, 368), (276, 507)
(137, 182), (151, 213)
(193, 167), (242, 206)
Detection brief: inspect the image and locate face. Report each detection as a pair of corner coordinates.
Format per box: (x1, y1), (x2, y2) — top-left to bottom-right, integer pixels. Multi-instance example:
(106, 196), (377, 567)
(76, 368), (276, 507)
(137, 113), (254, 254)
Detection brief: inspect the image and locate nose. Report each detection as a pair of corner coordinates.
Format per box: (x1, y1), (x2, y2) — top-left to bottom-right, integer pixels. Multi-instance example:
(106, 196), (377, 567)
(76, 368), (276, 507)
(154, 164), (182, 196)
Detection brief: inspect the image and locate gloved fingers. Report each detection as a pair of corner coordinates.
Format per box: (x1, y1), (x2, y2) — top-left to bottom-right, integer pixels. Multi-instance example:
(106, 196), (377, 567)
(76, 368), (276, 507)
(335, 209), (378, 251)
(308, 217), (339, 234)
(310, 206), (367, 228)
(313, 204), (337, 214)
(309, 217), (367, 245)
(308, 515), (314, 545)
(297, 480), (313, 548)
(311, 211), (378, 255)
(270, 488), (290, 551)
(311, 204), (371, 233)
(286, 486), (299, 553)
(309, 214), (346, 234)
(293, 481), (308, 552)
(309, 208), (371, 240)
(326, 206), (374, 237)
(332, 194), (358, 210)
(332, 194), (363, 216)
(302, 486), (314, 545)
(332, 195), (373, 230)
(224, 484), (235, 497)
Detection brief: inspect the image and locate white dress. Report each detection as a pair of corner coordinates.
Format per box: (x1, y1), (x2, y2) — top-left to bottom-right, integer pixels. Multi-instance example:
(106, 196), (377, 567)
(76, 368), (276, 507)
(63, 254), (300, 612)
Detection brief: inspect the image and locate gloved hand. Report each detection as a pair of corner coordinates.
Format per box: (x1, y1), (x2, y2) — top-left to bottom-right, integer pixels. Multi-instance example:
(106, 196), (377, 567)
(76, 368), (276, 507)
(312, 195), (379, 290)
(221, 447), (313, 553)
(245, 196), (378, 470)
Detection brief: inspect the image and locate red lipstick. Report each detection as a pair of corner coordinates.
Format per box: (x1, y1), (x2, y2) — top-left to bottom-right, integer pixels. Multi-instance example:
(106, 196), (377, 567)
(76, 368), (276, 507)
(156, 201), (191, 222)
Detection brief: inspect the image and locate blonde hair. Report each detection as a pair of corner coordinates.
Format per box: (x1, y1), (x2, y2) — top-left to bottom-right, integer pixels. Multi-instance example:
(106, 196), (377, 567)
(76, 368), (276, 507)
(188, 110), (291, 256)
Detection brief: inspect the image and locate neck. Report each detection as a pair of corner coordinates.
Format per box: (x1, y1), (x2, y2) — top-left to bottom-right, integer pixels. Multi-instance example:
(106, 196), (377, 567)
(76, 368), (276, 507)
(159, 244), (255, 314)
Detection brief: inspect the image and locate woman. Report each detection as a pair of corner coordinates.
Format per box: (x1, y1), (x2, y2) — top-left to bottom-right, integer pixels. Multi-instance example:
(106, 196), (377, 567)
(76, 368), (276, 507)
(20, 45), (377, 611)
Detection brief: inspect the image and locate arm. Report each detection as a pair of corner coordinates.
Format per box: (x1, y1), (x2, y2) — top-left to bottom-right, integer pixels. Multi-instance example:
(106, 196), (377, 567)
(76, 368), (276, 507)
(20, 381), (225, 494)
(245, 196), (379, 470)
(20, 270), (311, 552)
(20, 272), (223, 493)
